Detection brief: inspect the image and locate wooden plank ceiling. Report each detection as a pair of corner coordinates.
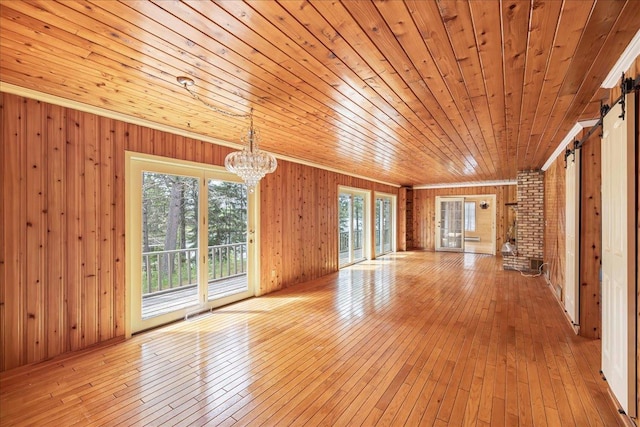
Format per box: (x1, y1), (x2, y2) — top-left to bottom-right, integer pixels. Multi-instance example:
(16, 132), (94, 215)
(1, 0), (638, 186)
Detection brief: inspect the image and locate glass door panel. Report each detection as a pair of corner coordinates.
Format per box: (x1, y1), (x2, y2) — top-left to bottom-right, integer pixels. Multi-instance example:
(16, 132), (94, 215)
(338, 194), (352, 266)
(375, 199), (382, 255)
(141, 172), (200, 319)
(375, 195), (394, 256)
(435, 197), (465, 252)
(339, 189), (369, 267)
(207, 179), (248, 300)
(383, 198), (392, 253)
(352, 195), (365, 262)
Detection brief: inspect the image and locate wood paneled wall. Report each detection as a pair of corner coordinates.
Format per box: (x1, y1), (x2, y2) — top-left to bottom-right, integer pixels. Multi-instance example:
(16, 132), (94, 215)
(543, 155), (565, 295)
(543, 120), (603, 339)
(0, 92), (398, 371)
(412, 185), (516, 251)
(259, 162), (398, 295)
(463, 196), (494, 242)
(579, 129), (602, 338)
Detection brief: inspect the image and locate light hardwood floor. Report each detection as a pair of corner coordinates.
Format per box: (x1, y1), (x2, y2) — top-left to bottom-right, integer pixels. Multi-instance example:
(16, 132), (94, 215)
(0, 251), (623, 426)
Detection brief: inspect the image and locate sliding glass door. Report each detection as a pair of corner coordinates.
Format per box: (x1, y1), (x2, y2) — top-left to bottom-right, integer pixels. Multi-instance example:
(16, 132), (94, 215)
(375, 194), (395, 256)
(127, 154), (255, 333)
(339, 187), (370, 267)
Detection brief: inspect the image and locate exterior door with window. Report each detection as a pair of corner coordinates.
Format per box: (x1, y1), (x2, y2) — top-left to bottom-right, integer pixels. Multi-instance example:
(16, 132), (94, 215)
(127, 154), (256, 333)
(435, 197), (465, 252)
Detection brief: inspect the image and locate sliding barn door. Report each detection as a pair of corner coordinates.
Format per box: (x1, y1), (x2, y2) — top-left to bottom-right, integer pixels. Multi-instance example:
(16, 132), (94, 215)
(601, 95), (636, 417)
(564, 148), (580, 327)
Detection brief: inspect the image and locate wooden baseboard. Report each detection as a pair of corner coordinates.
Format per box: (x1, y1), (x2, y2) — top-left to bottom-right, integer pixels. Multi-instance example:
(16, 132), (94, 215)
(544, 279), (580, 334)
(605, 387), (637, 426)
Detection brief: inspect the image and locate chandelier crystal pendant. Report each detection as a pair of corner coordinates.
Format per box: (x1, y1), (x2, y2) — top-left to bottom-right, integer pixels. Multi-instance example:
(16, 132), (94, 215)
(224, 109), (277, 193)
(177, 76), (277, 192)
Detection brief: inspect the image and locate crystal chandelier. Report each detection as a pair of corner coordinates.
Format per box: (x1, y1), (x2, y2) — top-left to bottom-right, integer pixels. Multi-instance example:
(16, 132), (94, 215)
(224, 109), (277, 192)
(177, 76), (277, 192)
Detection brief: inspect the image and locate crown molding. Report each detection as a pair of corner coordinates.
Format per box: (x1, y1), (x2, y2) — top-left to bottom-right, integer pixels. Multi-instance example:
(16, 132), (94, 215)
(413, 179), (516, 190)
(541, 119), (599, 171)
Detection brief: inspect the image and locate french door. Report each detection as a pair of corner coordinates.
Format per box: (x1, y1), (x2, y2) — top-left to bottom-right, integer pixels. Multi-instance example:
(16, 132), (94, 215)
(127, 154), (257, 333)
(375, 194), (395, 256)
(339, 188), (370, 267)
(435, 197), (464, 252)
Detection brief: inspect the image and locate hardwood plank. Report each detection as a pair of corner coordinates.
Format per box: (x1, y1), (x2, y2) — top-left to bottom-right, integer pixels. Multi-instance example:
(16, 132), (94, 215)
(0, 246), (625, 427)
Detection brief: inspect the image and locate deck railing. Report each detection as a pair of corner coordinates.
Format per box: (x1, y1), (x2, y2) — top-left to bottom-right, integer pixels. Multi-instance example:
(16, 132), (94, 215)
(142, 242), (247, 296)
(339, 230), (363, 257)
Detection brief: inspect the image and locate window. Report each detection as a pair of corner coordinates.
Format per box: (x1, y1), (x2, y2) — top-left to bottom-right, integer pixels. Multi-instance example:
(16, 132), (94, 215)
(464, 201), (476, 232)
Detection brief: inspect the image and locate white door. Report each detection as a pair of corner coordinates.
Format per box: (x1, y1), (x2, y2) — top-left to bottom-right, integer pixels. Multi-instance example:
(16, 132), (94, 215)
(564, 147), (580, 327)
(435, 197), (464, 252)
(601, 95), (636, 417)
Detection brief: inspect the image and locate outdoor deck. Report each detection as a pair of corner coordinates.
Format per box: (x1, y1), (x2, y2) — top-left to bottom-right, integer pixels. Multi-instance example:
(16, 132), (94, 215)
(142, 274), (248, 319)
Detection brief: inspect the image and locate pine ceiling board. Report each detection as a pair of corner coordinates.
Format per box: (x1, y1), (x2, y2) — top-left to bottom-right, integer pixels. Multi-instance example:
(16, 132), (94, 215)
(467, 0), (510, 179)
(501, 0), (529, 173)
(431, 0), (501, 178)
(517, 0), (563, 170)
(120, 0), (422, 176)
(406, 0), (490, 169)
(533, 0), (640, 167)
(0, 3), (239, 133)
(0, 4), (93, 59)
(337, 0), (493, 179)
(315, 0), (477, 179)
(376, 0), (498, 181)
(215, 1), (453, 178)
(2, 0), (254, 136)
(532, 0), (626, 159)
(558, 0), (626, 98)
(168, 0), (449, 179)
(527, 0), (596, 165)
(308, 0), (474, 178)
(1, 0), (637, 185)
(259, 0), (467, 175)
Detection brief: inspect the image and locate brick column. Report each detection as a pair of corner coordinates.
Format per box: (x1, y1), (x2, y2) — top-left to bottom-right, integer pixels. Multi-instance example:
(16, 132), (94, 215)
(503, 170), (544, 271)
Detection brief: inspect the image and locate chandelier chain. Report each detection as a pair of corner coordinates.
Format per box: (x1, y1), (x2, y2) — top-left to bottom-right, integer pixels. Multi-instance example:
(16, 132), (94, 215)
(176, 75), (276, 192)
(180, 82), (251, 119)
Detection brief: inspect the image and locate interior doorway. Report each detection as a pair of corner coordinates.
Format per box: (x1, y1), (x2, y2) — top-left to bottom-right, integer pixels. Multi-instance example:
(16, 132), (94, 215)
(435, 195), (496, 255)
